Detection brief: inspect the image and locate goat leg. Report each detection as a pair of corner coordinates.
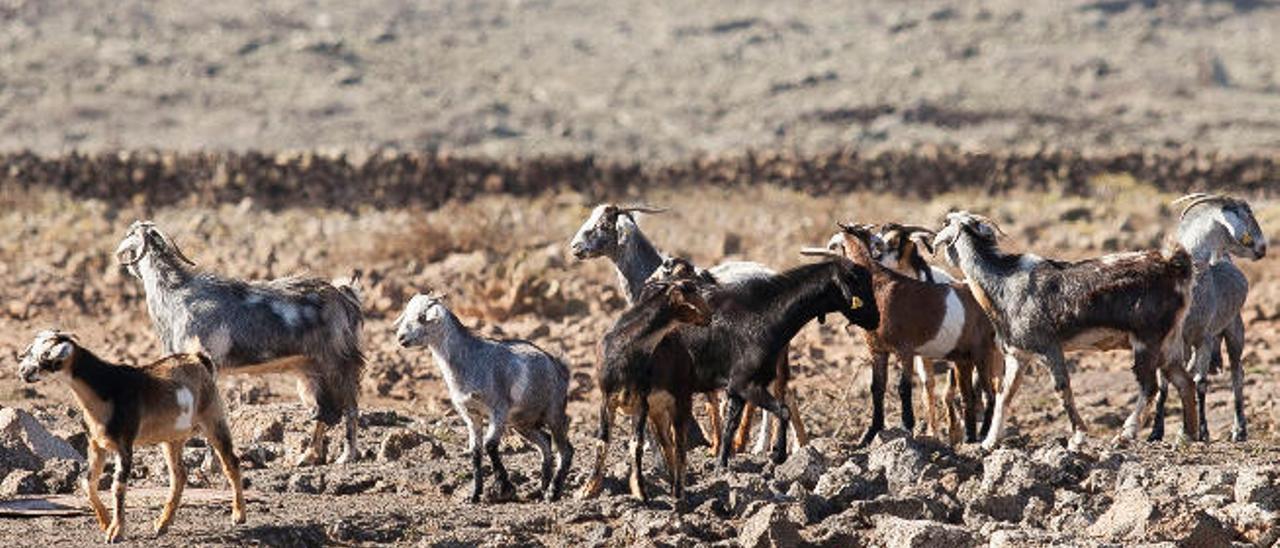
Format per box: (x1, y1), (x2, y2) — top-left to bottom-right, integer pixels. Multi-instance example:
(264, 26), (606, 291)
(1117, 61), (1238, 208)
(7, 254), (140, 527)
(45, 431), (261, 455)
(577, 398), (614, 500)
(334, 408), (360, 465)
(981, 352), (1026, 451)
(1226, 318), (1247, 442)
(857, 352), (890, 448)
(898, 359), (916, 433)
(912, 355), (940, 438)
(1148, 371), (1169, 442)
(629, 398), (649, 502)
(483, 414), (515, 502)
(718, 395), (746, 469)
(84, 442), (110, 531)
(105, 446), (133, 543)
(1043, 350), (1088, 450)
(207, 418), (246, 525)
(154, 441), (186, 535)
(784, 389), (809, 449)
(704, 391), (723, 455)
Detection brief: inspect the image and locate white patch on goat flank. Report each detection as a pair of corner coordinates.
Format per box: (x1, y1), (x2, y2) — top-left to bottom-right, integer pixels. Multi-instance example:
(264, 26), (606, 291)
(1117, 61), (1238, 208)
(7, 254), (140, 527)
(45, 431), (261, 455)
(916, 289), (965, 358)
(1099, 252), (1145, 266)
(1016, 254), (1044, 270)
(710, 261), (775, 283)
(174, 387), (195, 431)
(270, 301), (301, 327)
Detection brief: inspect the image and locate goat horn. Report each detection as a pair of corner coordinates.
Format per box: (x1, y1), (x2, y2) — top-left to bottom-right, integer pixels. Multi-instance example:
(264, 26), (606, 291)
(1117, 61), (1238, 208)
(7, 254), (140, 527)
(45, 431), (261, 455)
(968, 214), (1008, 237)
(799, 247), (842, 258)
(618, 204), (667, 215)
(152, 229), (197, 266)
(1172, 193), (1230, 219)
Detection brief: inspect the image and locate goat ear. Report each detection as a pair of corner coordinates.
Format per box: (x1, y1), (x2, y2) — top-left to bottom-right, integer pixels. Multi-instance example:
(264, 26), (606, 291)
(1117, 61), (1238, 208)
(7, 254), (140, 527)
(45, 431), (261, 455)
(910, 232), (935, 254)
(48, 341), (73, 361)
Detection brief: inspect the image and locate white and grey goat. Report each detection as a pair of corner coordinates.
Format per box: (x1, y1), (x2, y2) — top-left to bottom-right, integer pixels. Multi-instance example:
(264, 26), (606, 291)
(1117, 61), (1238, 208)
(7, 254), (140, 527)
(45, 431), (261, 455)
(394, 293), (573, 503)
(1150, 193), (1267, 442)
(115, 221), (365, 466)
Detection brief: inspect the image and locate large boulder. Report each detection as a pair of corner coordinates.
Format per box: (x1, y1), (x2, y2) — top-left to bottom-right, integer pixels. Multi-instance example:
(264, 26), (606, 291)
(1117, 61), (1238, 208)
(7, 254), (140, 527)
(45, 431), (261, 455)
(774, 445), (827, 490)
(959, 449), (1053, 523)
(0, 407), (84, 482)
(737, 503), (802, 548)
(867, 436), (929, 492)
(871, 516), (974, 547)
(1085, 488), (1156, 540)
(814, 460), (886, 508)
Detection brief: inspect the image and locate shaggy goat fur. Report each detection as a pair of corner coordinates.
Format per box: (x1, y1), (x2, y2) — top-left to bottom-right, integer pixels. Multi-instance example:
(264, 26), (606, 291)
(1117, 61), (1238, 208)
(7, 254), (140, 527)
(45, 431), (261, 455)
(934, 211), (1198, 450)
(116, 221), (366, 466)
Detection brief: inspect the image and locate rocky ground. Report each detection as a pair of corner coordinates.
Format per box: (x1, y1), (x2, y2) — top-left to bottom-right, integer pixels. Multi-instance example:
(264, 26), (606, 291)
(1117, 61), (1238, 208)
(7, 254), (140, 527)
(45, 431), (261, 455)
(2, 182), (1280, 546)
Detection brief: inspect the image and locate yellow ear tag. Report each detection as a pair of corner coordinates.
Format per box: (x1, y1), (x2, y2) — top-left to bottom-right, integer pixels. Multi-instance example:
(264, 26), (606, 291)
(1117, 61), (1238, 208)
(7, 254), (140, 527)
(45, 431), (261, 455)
(850, 296), (863, 310)
(1241, 233), (1254, 246)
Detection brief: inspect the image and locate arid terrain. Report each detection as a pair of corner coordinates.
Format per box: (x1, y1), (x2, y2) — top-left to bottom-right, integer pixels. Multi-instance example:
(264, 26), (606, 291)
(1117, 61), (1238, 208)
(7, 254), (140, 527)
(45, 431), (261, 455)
(3, 0), (1280, 547)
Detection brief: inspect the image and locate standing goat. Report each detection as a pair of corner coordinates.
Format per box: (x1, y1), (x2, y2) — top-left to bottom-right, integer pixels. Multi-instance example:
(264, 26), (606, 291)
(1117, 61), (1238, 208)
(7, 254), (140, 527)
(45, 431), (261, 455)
(394, 293), (573, 503)
(670, 251), (879, 466)
(569, 204), (805, 454)
(17, 331), (245, 543)
(933, 211), (1199, 450)
(116, 221), (365, 466)
(1150, 194), (1267, 442)
(580, 279), (712, 511)
(834, 223), (1001, 446)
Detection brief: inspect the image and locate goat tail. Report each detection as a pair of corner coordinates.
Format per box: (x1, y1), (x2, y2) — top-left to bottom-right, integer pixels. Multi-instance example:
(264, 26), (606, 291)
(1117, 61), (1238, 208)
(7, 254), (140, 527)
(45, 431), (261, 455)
(180, 338), (220, 375)
(195, 352), (218, 375)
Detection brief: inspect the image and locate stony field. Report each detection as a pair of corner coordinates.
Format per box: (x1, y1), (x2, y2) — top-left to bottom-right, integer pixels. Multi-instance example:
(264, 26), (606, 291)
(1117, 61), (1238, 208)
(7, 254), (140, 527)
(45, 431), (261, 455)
(3, 0), (1280, 546)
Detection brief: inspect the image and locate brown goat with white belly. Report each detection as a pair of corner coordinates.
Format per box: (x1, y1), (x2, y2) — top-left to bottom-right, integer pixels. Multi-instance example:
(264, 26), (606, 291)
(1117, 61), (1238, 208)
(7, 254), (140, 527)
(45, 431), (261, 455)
(836, 223), (1003, 446)
(17, 330), (245, 543)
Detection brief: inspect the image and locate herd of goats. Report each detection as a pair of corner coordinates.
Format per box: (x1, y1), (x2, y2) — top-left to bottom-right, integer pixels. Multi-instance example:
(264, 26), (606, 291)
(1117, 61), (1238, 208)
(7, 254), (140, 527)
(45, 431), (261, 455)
(11, 192), (1268, 541)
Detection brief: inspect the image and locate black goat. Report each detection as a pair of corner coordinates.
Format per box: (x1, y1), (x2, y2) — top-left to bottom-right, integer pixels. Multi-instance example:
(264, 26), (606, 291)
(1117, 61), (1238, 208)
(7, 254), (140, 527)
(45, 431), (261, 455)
(675, 251), (879, 466)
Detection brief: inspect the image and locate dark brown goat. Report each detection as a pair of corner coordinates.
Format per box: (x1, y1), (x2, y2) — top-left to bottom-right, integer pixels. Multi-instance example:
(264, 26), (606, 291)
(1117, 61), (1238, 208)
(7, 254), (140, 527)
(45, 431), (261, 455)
(579, 280), (712, 511)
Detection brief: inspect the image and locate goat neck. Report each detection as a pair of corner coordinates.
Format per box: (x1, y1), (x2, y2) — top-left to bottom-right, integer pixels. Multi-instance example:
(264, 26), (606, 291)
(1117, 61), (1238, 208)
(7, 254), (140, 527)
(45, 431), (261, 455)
(948, 230), (1019, 313)
(743, 262), (853, 341)
(55, 347), (124, 424)
(607, 215), (664, 303)
(1177, 207), (1239, 264)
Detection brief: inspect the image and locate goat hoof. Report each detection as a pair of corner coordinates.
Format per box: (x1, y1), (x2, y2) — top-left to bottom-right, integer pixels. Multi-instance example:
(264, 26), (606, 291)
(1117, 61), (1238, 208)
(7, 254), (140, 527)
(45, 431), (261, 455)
(1146, 429), (1164, 443)
(769, 448), (787, 465)
(294, 450), (323, 467)
(1232, 429), (1247, 443)
(468, 491), (482, 504)
(153, 519), (171, 536)
(104, 523), (124, 543)
(334, 450), (356, 465)
(543, 489), (561, 503)
(490, 482), (516, 503)
(232, 509), (246, 525)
